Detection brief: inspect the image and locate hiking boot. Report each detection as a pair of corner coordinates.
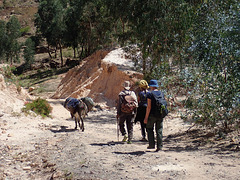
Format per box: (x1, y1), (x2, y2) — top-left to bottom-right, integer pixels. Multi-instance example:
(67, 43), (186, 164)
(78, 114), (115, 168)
(122, 135), (128, 142)
(156, 147), (162, 152)
(140, 137), (148, 142)
(127, 140), (132, 144)
(147, 146), (155, 149)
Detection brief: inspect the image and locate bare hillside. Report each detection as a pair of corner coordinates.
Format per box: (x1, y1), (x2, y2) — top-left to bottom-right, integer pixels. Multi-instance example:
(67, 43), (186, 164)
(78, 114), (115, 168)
(52, 48), (143, 108)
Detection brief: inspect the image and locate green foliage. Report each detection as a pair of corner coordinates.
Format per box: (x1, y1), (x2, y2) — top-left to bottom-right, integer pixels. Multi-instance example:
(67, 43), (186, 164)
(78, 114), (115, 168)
(20, 26), (31, 35)
(0, 16), (22, 64)
(23, 38), (35, 70)
(35, 0), (68, 66)
(63, 47), (73, 58)
(124, 0), (198, 74)
(1, 65), (16, 79)
(35, 0), (113, 60)
(1, 65), (22, 93)
(0, 20), (7, 60)
(182, 69), (240, 129)
(22, 98), (52, 118)
(5, 16), (21, 64)
(181, 1), (240, 130)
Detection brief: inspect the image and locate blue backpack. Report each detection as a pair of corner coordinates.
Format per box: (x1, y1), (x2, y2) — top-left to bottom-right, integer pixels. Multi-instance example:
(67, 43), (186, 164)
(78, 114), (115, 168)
(64, 97), (80, 110)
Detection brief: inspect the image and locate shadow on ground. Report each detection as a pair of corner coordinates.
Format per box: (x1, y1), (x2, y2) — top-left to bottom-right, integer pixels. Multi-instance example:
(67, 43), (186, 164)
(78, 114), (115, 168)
(163, 129), (240, 155)
(50, 125), (77, 133)
(85, 111), (116, 125)
(113, 151), (146, 156)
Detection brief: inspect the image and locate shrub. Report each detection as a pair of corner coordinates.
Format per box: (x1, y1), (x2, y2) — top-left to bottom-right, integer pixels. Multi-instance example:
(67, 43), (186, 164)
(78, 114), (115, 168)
(2, 65), (16, 79)
(20, 26), (31, 36)
(22, 98), (52, 118)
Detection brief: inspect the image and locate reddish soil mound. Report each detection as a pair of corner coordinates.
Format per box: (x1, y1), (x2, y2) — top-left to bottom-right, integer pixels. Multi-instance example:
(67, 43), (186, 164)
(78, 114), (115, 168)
(52, 49), (143, 107)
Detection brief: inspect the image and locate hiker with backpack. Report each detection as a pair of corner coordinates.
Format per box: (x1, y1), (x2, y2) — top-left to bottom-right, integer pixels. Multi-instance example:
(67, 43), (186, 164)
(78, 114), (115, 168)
(144, 79), (168, 152)
(117, 81), (138, 144)
(134, 80), (149, 142)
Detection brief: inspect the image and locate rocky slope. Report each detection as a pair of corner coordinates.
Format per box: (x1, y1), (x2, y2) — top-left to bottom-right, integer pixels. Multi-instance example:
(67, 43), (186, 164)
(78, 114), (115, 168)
(52, 48), (143, 108)
(0, 72), (31, 114)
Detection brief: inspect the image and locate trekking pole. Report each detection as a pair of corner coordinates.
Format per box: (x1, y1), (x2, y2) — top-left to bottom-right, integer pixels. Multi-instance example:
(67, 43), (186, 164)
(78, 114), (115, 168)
(117, 117), (119, 142)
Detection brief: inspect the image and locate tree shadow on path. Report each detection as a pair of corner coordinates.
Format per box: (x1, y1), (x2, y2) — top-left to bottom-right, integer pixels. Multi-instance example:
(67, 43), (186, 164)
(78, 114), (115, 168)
(163, 129), (240, 155)
(85, 111), (117, 125)
(90, 141), (146, 156)
(113, 151), (146, 156)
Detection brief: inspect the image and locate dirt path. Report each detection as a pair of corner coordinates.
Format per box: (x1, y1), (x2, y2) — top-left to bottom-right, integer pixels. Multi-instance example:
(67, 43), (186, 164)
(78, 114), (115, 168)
(0, 99), (240, 180)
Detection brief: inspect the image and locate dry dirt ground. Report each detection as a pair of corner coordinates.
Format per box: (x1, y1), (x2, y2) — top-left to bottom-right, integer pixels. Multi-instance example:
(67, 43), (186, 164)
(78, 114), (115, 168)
(0, 96), (240, 180)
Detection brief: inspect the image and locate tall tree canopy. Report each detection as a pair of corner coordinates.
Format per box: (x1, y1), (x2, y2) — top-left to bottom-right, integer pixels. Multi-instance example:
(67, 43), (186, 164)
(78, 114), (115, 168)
(4, 16), (21, 64)
(35, 0), (67, 66)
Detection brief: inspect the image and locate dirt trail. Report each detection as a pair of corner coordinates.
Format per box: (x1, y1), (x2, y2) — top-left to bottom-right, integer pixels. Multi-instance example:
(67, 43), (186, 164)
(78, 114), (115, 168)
(1, 99), (239, 180)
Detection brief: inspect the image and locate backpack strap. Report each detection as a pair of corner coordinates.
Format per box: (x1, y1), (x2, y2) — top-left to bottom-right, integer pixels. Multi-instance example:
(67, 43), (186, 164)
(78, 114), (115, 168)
(120, 90), (130, 102)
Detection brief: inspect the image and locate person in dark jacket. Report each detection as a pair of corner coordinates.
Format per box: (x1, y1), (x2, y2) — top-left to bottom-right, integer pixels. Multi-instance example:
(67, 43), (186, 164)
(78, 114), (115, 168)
(134, 80), (149, 141)
(117, 81), (138, 144)
(144, 79), (164, 152)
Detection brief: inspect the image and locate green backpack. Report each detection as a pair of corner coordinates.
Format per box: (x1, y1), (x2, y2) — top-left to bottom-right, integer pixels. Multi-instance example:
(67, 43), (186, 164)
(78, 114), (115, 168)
(81, 97), (95, 112)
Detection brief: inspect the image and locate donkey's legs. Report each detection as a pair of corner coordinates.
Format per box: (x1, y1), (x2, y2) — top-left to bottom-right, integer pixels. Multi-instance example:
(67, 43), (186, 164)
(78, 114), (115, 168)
(80, 116), (84, 132)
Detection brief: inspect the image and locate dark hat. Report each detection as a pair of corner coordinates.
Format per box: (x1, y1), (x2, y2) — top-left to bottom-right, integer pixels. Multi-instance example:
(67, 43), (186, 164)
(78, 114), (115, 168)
(149, 79), (159, 88)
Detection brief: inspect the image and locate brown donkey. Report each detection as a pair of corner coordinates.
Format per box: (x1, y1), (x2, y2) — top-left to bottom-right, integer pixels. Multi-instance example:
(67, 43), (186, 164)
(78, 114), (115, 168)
(63, 97), (88, 131)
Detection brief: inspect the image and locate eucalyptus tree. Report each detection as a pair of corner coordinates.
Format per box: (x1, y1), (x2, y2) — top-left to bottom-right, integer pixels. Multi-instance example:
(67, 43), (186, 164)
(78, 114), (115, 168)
(65, 0), (112, 58)
(0, 20), (7, 62)
(183, 0), (240, 130)
(23, 38), (35, 70)
(35, 0), (68, 66)
(103, 0), (197, 76)
(64, 0), (91, 58)
(5, 16), (21, 64)
(81, 0), (112, 55)
(104, 0), (134, 41)
(127, 0), (197, 76)
(64, 0), (85, 58)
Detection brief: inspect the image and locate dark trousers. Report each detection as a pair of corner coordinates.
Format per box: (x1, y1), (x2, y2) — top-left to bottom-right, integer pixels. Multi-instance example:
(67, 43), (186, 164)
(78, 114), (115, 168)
(135, 106), (147, 138)
(119, 113), (135, 141)
(146, 115), (163, 149)
(140, 120), (146, 138)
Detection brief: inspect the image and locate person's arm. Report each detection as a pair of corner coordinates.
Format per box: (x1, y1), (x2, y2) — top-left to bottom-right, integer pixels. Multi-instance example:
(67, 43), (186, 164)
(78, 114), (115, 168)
(144, 98), (151, 124)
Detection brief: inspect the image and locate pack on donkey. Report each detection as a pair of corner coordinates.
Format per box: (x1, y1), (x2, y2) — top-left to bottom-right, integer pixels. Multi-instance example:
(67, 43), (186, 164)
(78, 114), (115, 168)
(63, 97), (94, 131)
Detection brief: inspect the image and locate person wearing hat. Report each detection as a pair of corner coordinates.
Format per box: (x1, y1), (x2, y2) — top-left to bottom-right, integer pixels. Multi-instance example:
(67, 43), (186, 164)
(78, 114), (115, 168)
(117, 81), (138, 144)
(144, 79), (164, 151)
(134, 80), (149, 141)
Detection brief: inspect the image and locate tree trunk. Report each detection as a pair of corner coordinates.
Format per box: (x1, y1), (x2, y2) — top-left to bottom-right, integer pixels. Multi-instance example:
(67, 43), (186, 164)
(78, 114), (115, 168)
(79, 45), (84, 59)
(142, 47), (147, 76)
(73, 47), (76, 58)
(54, 48), (57, 58)
(47, 44), (52, 59)
(59, 42), (63, 67)
(120, 17), (125, 33)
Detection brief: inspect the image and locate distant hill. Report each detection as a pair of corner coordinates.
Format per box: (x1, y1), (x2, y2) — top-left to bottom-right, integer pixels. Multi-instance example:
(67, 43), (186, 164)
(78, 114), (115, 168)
(0, 0), (38, 35)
